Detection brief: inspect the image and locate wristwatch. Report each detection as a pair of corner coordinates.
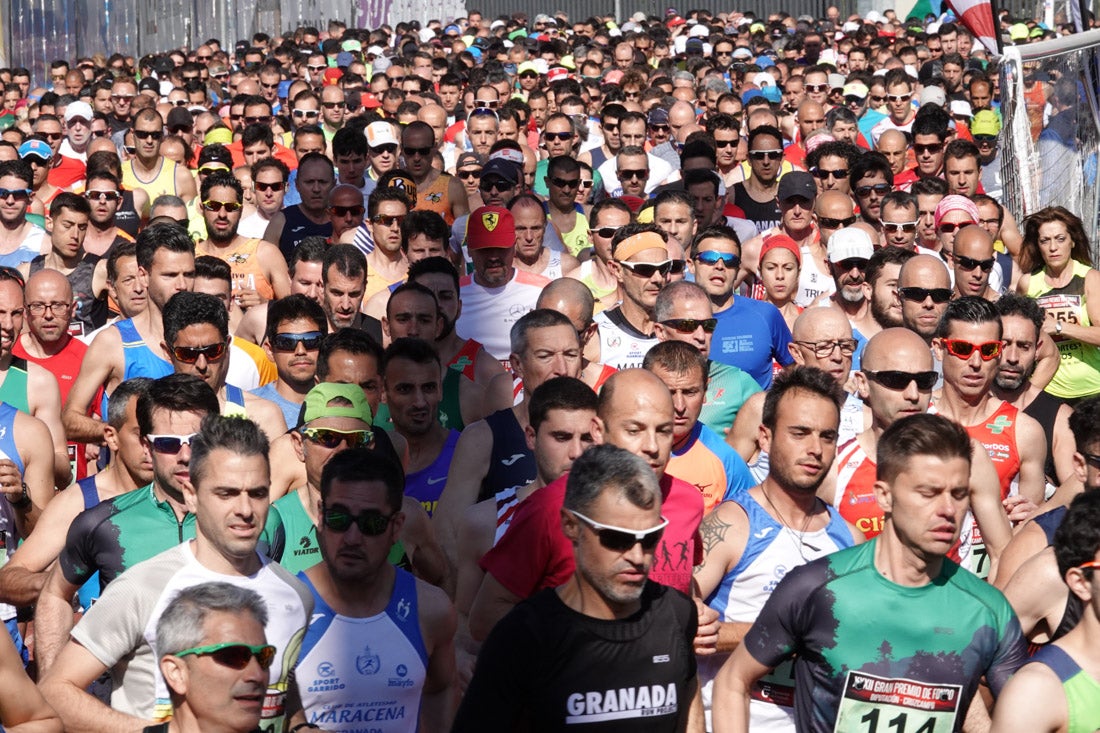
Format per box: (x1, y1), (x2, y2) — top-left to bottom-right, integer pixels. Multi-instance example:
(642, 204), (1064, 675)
(10, 482), (30, 510)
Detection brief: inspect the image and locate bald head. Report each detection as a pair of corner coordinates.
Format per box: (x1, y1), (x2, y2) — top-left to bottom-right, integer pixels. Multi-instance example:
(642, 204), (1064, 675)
(878, 129), (907, 150)
(328, 183), (363, 207)
(815, 190), (855, 218)
(538, 277), (596, 328)
(792, 306), (852, 341)
(862, 327), (933, 371)
(598, 368), (673, 423)
(798, 100), (826, 136)
(26, 268), (72, 301)
(418, 104), (446, 126)
(899, 254), (951, 288)
(669, 101), (696, 129)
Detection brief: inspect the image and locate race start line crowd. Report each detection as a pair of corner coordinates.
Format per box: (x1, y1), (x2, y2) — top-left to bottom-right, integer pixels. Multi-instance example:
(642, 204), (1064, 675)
(0, 4), (1095, 732)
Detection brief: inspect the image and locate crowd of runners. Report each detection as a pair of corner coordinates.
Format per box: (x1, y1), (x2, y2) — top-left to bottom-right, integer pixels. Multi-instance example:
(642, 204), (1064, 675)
(0, 5), (1094, 732)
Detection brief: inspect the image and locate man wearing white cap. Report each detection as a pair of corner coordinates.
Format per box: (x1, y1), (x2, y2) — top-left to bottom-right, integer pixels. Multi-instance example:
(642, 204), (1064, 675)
(824, 227), (879, 342)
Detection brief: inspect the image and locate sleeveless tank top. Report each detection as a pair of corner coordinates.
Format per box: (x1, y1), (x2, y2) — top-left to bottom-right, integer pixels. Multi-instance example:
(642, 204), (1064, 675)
(795, 243), (835, 307)
(1024, 391), (1063, 484)
(552, 210), (590, 257)
(493, 485), (522, 545)
(417, 173), (455, 225)
(296, 569), (428, 733)
(0, 360), (29, 414)
(447, 339), (482, 381)
(121, 159), (179, 202)
(223, 384), (248, 418)
(574, 260), (618, 306)
(1028, 261), (1100, 399)
(114, 189), (141, 239)
(0, 403), (23, 622)
(833, 438), (884, 538)
(699, 492), (854, 730)
(196, 238), (275, 301)
(1030, 645), (1100, 733)
(481, 409), (536, 503)
(277, 205), (333, 262)
(101, 318), (173, 417)
(404, 430), (460, 518)
(30, 254), (107, 334)
(731, 181), (781, 232)
(593, 307), (659, 370)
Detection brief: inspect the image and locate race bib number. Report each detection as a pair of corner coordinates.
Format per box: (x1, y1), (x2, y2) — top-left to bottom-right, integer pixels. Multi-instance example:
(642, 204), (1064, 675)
(834, 671), (961, 733)
(1036, 293), (1081, 344)
(750, 657), (796, 708)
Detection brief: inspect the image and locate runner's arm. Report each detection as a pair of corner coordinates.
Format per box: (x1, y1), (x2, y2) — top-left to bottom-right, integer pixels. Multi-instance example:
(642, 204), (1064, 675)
(711, 644), (772, 733)
(32, 564), (83, 674)
(261, 211), (285, 247)
(988, 662), (1064, 733)
(1014, 415), (1048, 508)
(38, 641), (152, 733)
(432, 420), (492, 579)
(467, 571), (522, 642)
(418, 581), (458, 732)
(0, 630), (62, 733)
(0, 486), (82, 605)
(968, 446), (1012, 562)
(62, 328), (120, 444)
(726, 392), (764, 461)
(259, 240), (291, 298)
(9, 412), (57, 537)
(28, 365), (73, 488)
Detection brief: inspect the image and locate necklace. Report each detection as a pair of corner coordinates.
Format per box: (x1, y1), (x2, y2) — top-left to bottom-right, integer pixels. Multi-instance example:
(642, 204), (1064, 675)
(760, 483), (820, 562)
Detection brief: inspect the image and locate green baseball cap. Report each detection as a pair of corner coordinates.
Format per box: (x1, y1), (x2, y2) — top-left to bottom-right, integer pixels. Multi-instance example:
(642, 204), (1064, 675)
(297, 383), (373, 428)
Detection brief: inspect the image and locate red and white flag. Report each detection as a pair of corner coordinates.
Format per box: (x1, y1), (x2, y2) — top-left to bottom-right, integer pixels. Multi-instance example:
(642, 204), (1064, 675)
(945, 0), (1001, 54)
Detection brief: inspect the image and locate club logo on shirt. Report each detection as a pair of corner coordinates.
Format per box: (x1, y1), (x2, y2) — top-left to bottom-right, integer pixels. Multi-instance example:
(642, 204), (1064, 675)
(356, 645), (382, 675)
(565, 684), (678, 723)
(397, 597), (411, 621)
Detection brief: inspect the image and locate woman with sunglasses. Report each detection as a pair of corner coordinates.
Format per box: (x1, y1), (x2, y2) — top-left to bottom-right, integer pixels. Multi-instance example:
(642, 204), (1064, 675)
(1018, 206), (1100, 401)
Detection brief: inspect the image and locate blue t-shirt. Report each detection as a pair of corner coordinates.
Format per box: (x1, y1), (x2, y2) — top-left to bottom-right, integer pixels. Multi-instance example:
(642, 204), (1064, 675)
(709, 297), (793, 389)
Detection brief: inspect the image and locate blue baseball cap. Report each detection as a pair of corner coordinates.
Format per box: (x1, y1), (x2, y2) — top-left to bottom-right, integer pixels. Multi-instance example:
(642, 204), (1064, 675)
(762, 86), (782, 103)
(18, 139), (51, 161)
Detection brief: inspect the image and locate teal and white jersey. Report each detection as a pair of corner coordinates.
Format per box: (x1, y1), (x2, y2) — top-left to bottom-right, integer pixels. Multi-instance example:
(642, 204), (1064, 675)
(742, 539), (1027, 732)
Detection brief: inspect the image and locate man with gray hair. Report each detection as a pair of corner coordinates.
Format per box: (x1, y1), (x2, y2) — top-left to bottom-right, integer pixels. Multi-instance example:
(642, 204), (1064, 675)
(149, 582), (273, 733)
(454, 444), (704, 731)
(41, 415), (312, 733)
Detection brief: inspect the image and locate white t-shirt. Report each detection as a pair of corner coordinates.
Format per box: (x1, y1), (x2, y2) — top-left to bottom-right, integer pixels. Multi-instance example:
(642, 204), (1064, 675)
(456, 270), (550, 362)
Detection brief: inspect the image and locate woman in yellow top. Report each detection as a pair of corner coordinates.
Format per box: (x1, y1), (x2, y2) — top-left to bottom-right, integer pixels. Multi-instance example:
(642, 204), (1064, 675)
(1017, 206), (1100, 401)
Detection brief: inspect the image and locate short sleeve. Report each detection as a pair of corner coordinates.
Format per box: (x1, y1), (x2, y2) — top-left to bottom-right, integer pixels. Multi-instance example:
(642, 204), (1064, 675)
(479, 493), (560, 599)
(741, 562), (818, 669)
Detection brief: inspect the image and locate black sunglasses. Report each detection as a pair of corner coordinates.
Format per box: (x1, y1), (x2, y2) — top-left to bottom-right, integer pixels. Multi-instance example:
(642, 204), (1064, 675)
(271, 331), (324, 351)
(660, 318), (717, 334)
(571, 510), (668, 552)
(897, 287), (952, 304)
(862, 369), (938, 390)
(955, 254), (995, 272)
(323, 504), (396, 535)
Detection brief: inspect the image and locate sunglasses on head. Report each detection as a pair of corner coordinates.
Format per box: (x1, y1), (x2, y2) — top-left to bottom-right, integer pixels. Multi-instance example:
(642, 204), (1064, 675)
(330, 204), (365, 217)
(694, 250), (741, 268)
(863, 369), (938, 390)
(660, 317), (717, 334)
(749, 149), (783, 161)
(201, 200), (242, 213)
(938, 221), (974, 234)
(897, 286), (952, 304)
(941, 338), (1002, 361)
(571, 509), (669, 552)
(812, 167), (848, 180)
(271, 331), (324, 351)
(174, 642), (276, 670)
(955, 254), (995, 272)
(146, 432), (199, 454)
(172, 341), (228, 363)
(323, 504), (397, 535)
(301, 427), (372, 449)
(618, 259), (679, 278)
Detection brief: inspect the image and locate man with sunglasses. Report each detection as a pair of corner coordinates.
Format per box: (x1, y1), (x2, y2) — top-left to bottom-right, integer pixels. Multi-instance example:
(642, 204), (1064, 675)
(712, 412), (1027, 733)
(195, 171), (290, 313)
(402, 121), (468, 226)
(994, 490), (1100, 733)
(458, 442), (704, 731)
(248, 294), (327, 429)
(729, 125), (785, 234)
(591, 224), (672, 371)
(691, 224), (793, 388)
(698, 365), (861, 729)
(932, 297), (1047, 577)
(362, 187), (410, 302)
(869, 68), (917, 146)
(82, 170), (138, 257)
(41, 414), (310, 733)
(287, 447), (456, 732)
(51, 102), (94, 189)
(121, 109), (197, 205)
(150, 583), (274, 733)
(952, 225), (1000, 301)
(162, 291), (287, 440)
(820, 226), (880, 343)
(0, 158), (47, 269)
(851, 152), (894, 228)
(238, 157), (288, 239)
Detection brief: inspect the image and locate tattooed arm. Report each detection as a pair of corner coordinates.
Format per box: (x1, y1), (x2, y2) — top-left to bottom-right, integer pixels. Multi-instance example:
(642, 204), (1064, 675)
(693, 501), (754, 653)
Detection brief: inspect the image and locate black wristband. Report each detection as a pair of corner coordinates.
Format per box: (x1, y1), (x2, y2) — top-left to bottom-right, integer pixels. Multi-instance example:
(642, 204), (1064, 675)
(10, 483), (30, 510)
